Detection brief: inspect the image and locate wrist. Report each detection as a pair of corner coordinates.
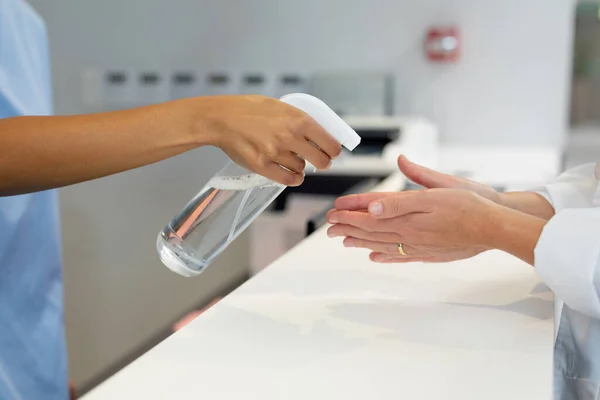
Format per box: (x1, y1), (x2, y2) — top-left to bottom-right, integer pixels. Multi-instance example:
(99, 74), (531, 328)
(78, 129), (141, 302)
(481, 203), (511, 250)
(482, 204), (546, 265)
(477, 202), (507, 250)
(180, 97), (223, 148)
(496, 191), (555, 220)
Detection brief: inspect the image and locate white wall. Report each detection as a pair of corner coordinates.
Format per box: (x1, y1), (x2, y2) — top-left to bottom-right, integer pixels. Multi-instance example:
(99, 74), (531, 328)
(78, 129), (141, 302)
(27, 0), (575, 389)
(32, 0), (574, 146)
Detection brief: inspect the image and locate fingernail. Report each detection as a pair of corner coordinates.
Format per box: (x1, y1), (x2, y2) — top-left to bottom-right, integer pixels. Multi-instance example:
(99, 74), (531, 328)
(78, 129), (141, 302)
(374, 254), (385, 262)
(369, 202), (383, 216)
(344, 239), (355, 247)
(328, 216), (339, 224)
(327, 230), (336, 238)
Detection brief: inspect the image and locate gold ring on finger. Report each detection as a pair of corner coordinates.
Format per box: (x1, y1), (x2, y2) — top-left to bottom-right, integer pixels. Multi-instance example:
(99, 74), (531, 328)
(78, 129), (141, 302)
(397, 243), (407, 256)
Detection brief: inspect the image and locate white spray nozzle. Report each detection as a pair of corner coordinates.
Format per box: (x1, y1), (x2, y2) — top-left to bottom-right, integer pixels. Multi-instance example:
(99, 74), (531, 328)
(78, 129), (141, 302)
(280, 93), (361, 151)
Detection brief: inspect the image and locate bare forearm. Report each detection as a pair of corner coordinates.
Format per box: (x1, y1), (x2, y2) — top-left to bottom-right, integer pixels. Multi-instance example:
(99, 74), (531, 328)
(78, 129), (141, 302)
(483, 205), (547, 265)
(499, 191), (555, 220)
(0, 98), (213, 195)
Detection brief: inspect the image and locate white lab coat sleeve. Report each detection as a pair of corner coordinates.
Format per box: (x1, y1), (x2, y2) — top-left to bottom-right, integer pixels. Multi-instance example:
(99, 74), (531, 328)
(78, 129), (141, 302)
(534, 208), (600, 318)
(532, 163), (600, 318)
(530, 163), (598, 212)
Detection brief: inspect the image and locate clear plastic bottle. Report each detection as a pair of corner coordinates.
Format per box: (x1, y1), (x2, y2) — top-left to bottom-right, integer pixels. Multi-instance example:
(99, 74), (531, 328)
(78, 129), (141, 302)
(156, 93), (361, 277)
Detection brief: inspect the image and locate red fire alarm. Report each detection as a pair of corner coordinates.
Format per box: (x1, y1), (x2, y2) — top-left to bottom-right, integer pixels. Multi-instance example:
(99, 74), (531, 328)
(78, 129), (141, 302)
(425, 27), (460, 62)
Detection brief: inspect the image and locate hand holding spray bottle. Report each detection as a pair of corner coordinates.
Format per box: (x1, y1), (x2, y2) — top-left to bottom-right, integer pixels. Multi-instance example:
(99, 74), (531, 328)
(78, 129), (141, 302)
(157, 94), (361, 277)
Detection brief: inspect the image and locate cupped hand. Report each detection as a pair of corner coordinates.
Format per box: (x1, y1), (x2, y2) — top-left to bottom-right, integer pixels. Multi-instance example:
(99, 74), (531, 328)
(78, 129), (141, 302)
(203, 95), (342, 186)
(397, 155), (502, 204)
(327, 188), (498, 263)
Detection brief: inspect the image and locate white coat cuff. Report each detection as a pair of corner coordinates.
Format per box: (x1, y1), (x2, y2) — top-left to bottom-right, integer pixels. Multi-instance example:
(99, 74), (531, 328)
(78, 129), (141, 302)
(529, 163), (597, 212)
(534, 208), (600, 318)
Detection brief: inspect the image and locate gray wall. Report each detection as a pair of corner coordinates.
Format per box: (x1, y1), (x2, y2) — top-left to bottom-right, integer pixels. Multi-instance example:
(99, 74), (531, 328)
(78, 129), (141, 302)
(33, 0), (574, 145)
(28, 0), (575, 389)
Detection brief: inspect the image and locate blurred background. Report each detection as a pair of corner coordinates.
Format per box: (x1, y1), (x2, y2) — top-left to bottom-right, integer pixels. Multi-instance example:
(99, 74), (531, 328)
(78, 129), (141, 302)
(25, 0), (591, 394)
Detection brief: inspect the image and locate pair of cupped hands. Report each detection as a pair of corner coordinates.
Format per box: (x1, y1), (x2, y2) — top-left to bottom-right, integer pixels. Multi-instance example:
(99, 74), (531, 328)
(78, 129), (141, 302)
(326, 155), (504, 264)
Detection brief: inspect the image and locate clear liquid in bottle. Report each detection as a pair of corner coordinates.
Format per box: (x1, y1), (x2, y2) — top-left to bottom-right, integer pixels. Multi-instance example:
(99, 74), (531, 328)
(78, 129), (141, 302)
(157, 172), (284, 277)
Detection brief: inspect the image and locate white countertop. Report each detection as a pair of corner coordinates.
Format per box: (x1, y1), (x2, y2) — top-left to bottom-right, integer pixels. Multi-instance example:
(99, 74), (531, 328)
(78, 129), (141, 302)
(84, 173), (554, 400)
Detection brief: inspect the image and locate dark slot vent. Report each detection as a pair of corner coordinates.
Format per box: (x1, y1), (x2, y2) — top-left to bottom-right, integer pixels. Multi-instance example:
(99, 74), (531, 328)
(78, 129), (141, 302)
(281, 75), (302, 85)
(140, 73), (160, 85)
(106, 72), (127, 84)
(173, 73), (195, 85)
(208, 74), (229, 85)
(244, 75), (265, 85)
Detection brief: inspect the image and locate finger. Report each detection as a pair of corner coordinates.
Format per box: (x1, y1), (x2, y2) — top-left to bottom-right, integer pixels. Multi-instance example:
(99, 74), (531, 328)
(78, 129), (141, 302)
(326, 209), (336, 222)
(368, 191), (429, 219)
(327, 223), (402, 243)
(327, 210), (393, 233)
(369, 252), (434, 264)
(301, 116), (343, 159)
(293, 138), (332, 171)
(382, 257), (436, 264)
(274, 152), (306, 174)
(334, 192), (399, 211)
(262, 162), (304, 187)
(344, 237), (405, 254)
(370, 252), (417, 262)
(398, 154), (470, 190)
(326, 209), (368, 223)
